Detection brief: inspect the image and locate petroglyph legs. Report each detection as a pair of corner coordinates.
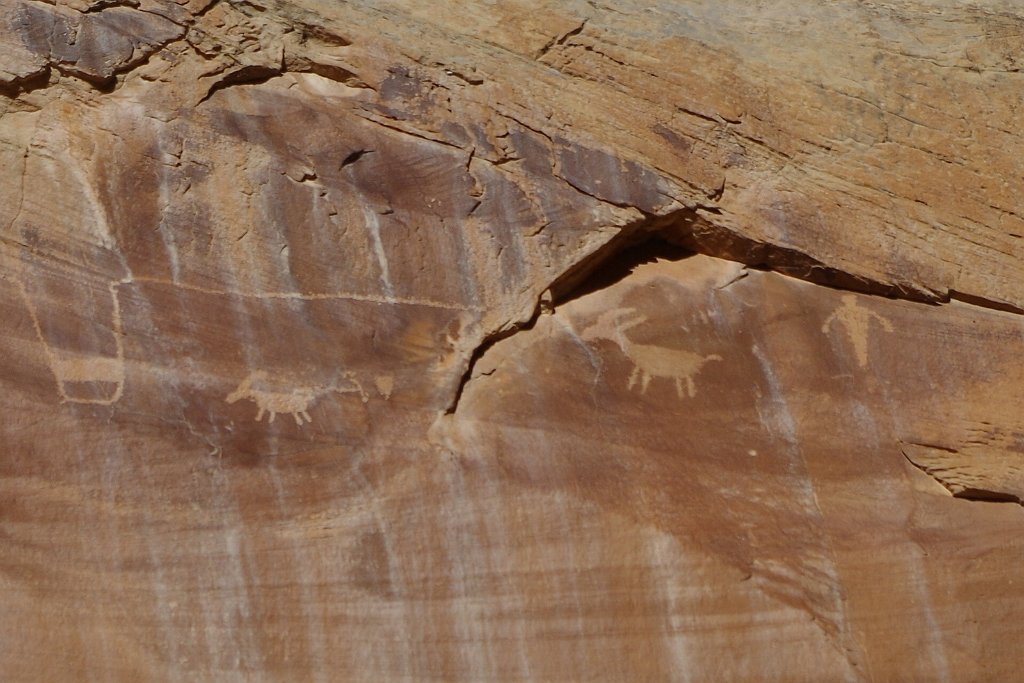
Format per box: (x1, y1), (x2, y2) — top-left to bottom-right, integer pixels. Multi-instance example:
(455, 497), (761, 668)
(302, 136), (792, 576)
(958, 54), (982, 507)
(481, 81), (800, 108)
(822, 294), (893, 368)
(17, 263), (407, 415)
(226, 371), (369, 426)
(582, 308), (723, 399)
(627, 353), (723, 398)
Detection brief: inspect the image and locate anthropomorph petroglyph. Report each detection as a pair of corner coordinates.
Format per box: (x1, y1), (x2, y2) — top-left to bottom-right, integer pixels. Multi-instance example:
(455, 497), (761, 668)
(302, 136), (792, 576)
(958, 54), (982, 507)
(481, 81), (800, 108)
(582, 308), (723, 398)
(821, 294), (893, 368)
(226, 371), (368, 425)
(17, 280), (126, 406)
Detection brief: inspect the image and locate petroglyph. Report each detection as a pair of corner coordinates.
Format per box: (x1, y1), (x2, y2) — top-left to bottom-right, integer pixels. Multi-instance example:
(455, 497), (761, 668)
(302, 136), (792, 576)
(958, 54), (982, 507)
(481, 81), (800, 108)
(226, 371), (369, 425)
(50, 357), (125, 384)
(582, 308), (722, 398)
(13, 261), (459, 409)
(822, 294), (893, 368)
(114, 276), (482, 311)
(16, 280), (126, 405)
(375, 375), (395, 400)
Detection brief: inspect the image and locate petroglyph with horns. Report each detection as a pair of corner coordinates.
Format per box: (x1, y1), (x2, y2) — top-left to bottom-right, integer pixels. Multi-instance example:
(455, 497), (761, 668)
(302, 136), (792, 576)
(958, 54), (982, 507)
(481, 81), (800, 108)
(581, 307), (722, 398)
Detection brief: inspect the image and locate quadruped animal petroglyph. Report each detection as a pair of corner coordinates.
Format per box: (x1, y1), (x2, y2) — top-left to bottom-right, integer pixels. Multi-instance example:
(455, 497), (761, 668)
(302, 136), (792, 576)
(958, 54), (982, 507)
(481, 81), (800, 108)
(582, 307), (722, 398)
(226, 370), (369, 425)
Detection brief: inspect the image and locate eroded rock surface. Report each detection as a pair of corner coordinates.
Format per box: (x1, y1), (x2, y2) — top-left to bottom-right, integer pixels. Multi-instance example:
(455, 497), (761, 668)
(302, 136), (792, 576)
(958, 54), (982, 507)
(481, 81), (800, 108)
(447, 252), (1024, 680)
(2, 1), (1024, 680)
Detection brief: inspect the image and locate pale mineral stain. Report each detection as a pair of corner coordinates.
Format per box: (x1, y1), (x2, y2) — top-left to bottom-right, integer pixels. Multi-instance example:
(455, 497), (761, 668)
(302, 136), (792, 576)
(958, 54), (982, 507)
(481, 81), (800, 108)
(363, 205), (396, 298)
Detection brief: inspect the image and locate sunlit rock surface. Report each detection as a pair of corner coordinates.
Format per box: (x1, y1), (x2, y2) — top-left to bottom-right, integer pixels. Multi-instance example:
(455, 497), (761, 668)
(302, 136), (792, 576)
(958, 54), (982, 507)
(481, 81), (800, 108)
(2, 1), (1024, 680)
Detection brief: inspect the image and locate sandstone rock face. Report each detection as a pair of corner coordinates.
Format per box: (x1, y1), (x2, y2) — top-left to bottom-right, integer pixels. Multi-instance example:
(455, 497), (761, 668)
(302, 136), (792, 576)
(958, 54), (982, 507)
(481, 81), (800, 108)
(2, 1), (1024, 681)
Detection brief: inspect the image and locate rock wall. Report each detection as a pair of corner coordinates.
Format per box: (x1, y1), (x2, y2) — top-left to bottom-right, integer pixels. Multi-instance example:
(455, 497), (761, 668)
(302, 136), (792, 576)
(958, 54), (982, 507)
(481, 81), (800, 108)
(2, 1), (1024, 680)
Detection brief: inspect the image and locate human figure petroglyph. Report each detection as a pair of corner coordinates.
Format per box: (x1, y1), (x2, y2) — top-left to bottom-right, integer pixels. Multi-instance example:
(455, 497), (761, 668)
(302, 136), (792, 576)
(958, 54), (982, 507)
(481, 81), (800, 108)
(581, 308), (723, 398)
(226, 370), (368, 425)
(16, 262), (430, 411)
(821, 294), (893, 368)
(4, 117), (131, 407)
(16, 279), (126, 405)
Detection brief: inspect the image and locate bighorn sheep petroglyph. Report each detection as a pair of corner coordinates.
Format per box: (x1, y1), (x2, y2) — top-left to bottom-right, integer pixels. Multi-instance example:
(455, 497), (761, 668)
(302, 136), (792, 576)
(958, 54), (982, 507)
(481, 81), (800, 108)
(581, 307), (722, 398)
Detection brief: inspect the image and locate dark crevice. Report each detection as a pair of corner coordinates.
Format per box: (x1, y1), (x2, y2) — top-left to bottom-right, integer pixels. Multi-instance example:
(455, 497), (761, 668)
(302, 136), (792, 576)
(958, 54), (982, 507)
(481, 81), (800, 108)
(948, 289), (1024, 315)
(668, 210), (943, 303)
(954, 488), (1021, 504)
(340, 149), (373, 170)
(902, 449), (1022, 505)
(54, 65), (119, 92)
(82, 0), (141, 13)
(194, 56), (371, 107)
(558, 238), (692, 304)
(443, 311), (543, 415)
(535, 18), (589, 60)
(446, 203), (1024, 416)
(292, 61), (373, 89)
(0, 68), (53, 100)
(544, 212), (689, 306)
(901, 440), (959, 454)
(196, 64), (283, 105)
(548, 207), (943, 309)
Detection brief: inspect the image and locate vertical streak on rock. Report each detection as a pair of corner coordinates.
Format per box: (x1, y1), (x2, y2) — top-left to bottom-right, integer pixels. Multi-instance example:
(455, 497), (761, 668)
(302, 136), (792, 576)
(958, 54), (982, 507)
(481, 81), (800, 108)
(441, 456), (496, 679)
(202, 464), (263, 674)
(751, 343), (863, 682)
(555, 315), (605, 401)
(349, 459), (416, 678)
(482, 480), (535, 682)
(154, 148), (182, 284)
(642, 532), (694, 681)
(90, 439), (121, 677)
(847, 400), (952, 683)
(146, 521), (184, 678)
(267, 462), (329, 683)
(435, 425), (535, 679)
(549, 489), (590, 670)
(361, 205), (396, 299)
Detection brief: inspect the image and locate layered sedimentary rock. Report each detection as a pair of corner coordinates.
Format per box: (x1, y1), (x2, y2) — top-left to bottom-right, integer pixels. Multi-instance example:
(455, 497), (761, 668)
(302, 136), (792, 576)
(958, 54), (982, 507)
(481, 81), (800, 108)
(2, 1), (1024, 680)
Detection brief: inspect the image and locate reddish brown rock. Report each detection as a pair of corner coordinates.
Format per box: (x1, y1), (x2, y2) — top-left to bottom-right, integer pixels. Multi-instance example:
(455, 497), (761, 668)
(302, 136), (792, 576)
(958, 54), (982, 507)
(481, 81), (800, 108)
(2, 0), (1024, 680)
(447, 251), (1024, 679)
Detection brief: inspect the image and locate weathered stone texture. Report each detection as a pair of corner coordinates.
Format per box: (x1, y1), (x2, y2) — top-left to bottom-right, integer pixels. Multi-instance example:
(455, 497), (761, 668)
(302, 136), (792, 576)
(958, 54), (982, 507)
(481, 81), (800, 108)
(2, 1), (1024, 680)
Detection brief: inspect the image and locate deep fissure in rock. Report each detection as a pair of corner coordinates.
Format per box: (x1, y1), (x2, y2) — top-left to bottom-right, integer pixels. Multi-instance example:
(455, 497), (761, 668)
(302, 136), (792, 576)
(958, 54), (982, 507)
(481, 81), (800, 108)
(447, 205), (1024, 508)
(548, 208), (947, 307)
(446, 206), (957, 415)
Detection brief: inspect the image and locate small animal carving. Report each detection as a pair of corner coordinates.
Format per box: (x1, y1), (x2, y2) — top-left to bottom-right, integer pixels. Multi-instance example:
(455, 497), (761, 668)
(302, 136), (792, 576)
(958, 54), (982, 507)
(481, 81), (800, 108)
(226, 371), (367, 425)
(581, 308), (722, 398)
